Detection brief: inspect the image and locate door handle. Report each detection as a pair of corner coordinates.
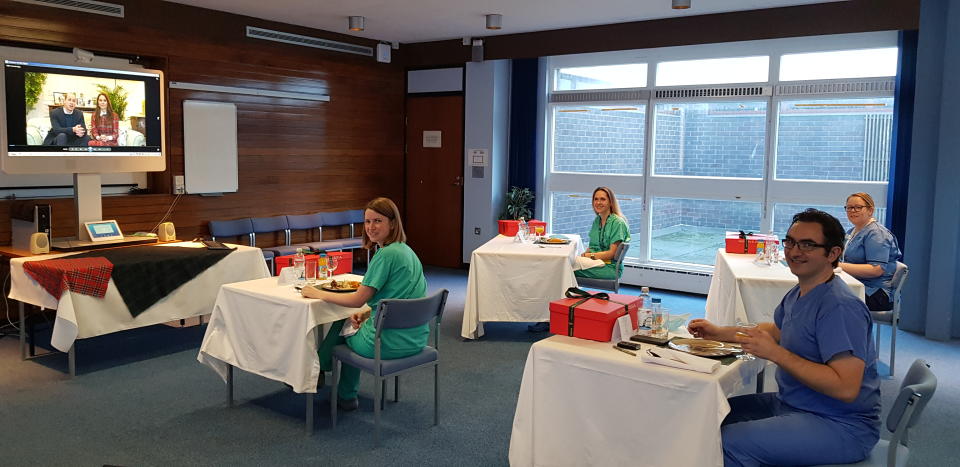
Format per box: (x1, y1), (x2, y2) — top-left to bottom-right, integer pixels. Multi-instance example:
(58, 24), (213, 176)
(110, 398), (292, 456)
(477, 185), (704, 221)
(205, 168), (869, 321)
(453, 176), (464, 186)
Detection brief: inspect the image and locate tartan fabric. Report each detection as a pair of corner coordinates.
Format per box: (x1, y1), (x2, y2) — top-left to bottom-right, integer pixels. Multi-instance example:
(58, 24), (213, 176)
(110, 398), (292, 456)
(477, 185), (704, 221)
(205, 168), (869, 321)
(22, 257), (114, 299)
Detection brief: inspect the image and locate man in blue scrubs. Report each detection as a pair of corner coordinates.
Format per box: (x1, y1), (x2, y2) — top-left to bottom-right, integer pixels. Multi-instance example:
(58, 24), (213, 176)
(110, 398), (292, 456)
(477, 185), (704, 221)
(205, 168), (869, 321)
(689, 209), (880, 466)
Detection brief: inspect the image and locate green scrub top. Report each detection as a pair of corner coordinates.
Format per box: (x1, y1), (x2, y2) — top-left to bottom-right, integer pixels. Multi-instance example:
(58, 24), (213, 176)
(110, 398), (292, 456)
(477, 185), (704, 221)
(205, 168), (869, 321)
(349, 241), (428, 355)
(583, 213), (630, 277)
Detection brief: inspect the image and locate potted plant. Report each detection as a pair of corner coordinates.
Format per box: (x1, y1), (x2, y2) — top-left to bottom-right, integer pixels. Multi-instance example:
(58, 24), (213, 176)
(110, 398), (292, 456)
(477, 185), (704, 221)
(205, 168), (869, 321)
(24, 72), (47, 112)
(500, 186), (534, 220)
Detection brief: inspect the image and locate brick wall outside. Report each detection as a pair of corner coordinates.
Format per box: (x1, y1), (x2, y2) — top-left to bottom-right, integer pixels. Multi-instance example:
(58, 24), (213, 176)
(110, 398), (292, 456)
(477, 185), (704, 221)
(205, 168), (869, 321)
(553, 107), (645, 174)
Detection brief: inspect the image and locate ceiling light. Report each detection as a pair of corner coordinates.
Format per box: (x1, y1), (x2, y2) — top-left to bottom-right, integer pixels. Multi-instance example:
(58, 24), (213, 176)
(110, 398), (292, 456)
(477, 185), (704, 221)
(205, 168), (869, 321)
(486, 14), (502, 30)
(672, 0), (691, 9)
(348, 16), (365, 31)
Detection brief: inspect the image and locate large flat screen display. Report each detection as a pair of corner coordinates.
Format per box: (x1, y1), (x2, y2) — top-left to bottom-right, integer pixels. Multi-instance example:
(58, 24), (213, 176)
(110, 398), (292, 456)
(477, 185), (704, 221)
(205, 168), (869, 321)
(0, 47), (165, 174)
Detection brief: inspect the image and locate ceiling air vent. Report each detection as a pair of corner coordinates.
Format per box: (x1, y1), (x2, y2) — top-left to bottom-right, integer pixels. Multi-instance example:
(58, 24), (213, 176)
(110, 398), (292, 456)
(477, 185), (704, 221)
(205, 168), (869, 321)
(12, 0), (123, 17)
(655, 86), (772, 99)
(776, 78), (895, 96)
(246, 26), (373, 57)
(550, 89), (650, 103)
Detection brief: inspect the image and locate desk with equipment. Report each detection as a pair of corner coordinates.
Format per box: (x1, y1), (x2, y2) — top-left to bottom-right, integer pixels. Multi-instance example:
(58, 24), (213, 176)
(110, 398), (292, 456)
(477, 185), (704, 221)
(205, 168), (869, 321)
(7, 241), (270, 376)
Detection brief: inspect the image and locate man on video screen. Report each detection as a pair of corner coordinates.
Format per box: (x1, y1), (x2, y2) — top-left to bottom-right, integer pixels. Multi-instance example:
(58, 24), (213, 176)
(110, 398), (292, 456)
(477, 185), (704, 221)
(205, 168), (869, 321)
(43, 93), (90, 146)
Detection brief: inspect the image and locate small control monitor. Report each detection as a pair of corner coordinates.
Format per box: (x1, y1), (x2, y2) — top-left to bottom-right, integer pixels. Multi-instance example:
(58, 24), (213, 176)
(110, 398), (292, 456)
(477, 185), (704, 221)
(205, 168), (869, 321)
(83, 220), (124, 242)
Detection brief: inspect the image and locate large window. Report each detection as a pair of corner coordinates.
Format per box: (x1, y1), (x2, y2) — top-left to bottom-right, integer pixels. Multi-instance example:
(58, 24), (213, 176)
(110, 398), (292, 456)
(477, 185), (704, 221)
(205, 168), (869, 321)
(776, 98), (894, 182)
(544, 34), (898, 271)
(653, 101), (767, 178)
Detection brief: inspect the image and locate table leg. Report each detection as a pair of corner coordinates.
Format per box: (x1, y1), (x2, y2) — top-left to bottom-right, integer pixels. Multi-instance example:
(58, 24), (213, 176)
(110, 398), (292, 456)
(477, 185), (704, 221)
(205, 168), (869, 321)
(306, 393), (314, 435)
(19, 301), (26, 360)
(68, 344), (76, 378)
(226, 364), (234, 407)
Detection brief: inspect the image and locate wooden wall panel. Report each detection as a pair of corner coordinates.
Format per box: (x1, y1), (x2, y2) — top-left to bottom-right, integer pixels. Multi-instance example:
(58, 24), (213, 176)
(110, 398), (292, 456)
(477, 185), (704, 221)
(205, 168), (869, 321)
(0, 1), (405, 246)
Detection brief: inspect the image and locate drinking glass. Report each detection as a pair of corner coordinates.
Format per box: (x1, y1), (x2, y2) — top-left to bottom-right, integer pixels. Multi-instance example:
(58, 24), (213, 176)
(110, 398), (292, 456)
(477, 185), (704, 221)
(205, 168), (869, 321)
(304, 259), (317, 285)
(327, 255), (339, 279)
(735, 321), (759, 361)
(534, 225), (545, 242)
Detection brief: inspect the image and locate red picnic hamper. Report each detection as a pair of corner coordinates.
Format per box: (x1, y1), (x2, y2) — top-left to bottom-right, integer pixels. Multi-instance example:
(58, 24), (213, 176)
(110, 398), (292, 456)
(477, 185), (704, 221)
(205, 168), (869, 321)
(549, 288), (640, 342)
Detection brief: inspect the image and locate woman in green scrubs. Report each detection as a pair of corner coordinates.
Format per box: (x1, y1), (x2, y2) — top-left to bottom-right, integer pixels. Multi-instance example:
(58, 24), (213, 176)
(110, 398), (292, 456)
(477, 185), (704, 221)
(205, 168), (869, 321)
(303, 197), (427, 411)
(575, 187), (630, 281)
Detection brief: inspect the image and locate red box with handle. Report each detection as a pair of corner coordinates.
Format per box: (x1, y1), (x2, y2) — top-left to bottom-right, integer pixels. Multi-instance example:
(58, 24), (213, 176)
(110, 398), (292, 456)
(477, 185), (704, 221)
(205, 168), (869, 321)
(549, 289), (640, 342)
(275, 251), (352, 276)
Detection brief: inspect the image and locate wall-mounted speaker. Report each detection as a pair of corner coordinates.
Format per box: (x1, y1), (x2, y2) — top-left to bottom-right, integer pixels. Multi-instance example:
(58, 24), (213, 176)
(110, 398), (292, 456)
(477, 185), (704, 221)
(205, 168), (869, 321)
(471, 39), (484, 62)
(30, 232), (49, 255)
(376, 43), (391, 63)
(158, 222), (177, 242)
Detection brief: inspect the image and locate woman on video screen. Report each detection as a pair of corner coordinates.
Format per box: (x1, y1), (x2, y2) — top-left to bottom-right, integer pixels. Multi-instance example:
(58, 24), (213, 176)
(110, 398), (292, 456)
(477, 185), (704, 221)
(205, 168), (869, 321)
(88, 93), (120, 147)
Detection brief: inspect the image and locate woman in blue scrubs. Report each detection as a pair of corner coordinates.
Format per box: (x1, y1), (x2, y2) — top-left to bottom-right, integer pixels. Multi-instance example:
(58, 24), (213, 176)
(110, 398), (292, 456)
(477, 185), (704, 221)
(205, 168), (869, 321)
(303, 197), (428, 411)
(838, 192), (902, 311)
(575, 187), (630, 281)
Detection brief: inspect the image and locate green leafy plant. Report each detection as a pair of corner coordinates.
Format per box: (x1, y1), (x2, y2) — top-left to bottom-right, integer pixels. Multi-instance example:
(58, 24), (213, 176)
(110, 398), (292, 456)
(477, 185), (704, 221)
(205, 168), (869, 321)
(500, 186), (535, 220)
(95, 83), (128, 120)
(24, 72), (47, 112)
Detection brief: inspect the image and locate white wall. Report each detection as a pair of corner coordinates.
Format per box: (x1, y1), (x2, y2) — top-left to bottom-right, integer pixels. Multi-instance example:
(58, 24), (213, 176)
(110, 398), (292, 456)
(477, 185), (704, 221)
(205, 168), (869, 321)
(462, 60), (511, 263)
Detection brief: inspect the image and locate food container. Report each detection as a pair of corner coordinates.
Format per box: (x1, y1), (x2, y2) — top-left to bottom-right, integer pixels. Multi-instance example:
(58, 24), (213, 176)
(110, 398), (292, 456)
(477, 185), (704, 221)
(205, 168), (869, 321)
(724, 231), (778, 254)
(549, 292), (640, 342)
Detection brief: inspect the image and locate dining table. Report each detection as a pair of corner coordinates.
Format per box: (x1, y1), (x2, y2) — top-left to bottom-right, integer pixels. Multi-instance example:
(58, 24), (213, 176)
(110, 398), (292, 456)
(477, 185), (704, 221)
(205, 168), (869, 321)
(461, 234), (584, 339)
(508, 334), (765, 467)
(197, 274), (367, 433)
(705, 249), (866, 326)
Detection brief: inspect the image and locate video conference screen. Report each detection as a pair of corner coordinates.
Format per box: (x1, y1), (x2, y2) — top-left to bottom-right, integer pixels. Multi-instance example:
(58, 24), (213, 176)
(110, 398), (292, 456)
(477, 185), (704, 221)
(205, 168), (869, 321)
(4, 59), (162, 156)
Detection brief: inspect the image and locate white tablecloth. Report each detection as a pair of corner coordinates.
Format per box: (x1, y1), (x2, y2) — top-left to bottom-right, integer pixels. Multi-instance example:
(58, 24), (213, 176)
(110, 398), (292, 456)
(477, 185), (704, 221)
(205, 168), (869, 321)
(509, 335), (763, 467)
(8, 242), (270, 352)
(461, 234), (584, 339)
(705, 249), (866, 326)
(197, 275), (367, 393)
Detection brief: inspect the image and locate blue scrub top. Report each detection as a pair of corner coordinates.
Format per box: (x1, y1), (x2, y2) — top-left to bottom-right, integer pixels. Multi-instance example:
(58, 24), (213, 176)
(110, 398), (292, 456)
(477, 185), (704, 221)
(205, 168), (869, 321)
(774, 277), (881, 449)
(843, 221), (901, 297)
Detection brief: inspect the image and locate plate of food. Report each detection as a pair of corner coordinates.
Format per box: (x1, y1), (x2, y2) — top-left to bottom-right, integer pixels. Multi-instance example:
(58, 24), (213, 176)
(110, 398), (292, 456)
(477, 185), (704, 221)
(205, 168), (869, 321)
(320, 279), (361, 293)
(668, 338), (741, 358)
(537, 236), (570, 245)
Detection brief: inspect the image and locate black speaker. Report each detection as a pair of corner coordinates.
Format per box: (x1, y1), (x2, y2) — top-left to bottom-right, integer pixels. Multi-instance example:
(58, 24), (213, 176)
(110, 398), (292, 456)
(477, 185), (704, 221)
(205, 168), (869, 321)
(471, 39), (484, 62)
(35, 204), (51, 237)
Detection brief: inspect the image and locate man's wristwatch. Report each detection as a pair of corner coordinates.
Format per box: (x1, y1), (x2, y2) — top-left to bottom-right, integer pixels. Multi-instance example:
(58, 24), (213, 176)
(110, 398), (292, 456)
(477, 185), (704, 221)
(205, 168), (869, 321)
(590, 254), (596, 260)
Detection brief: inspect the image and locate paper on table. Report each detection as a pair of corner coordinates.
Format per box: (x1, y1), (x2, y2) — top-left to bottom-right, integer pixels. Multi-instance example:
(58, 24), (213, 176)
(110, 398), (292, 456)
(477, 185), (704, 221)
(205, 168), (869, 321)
(640, 347), (720, 374)
(575, 256), (606, 270)
(277, 267), (298, 285)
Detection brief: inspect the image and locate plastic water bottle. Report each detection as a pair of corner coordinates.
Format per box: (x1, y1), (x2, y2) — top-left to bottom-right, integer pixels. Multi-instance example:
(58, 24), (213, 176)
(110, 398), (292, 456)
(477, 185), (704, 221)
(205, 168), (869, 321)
(638, 287), (652, 335)
(318, 251), (329, 281)
(517, 217), (528, 242)
(293, 248), (306, 286)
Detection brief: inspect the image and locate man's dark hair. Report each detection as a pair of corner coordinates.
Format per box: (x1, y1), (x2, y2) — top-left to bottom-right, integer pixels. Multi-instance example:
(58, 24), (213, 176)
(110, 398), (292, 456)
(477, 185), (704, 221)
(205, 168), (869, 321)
(790, 208), (845, 266)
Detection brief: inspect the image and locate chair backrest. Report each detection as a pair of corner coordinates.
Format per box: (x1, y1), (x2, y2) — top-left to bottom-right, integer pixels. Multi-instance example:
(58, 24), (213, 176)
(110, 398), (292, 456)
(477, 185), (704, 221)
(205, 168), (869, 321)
(208, 218), (254, 244)
(251, 215), (288, 233)
(346, 209), (364, 237)
(886, 359), (937, 441)
(374, 289), (449, 345)
(612, 242), (630, 267)
(321, 210), (353, 227)
(286, 212), (324, 232)
(891, 262), (908, 310)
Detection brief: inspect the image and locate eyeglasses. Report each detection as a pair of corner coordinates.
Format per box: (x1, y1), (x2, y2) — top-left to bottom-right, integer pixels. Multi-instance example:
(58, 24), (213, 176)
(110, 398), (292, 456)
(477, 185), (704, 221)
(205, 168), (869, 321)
(844, 205), (868, 212)
(782, 238), (829, 252)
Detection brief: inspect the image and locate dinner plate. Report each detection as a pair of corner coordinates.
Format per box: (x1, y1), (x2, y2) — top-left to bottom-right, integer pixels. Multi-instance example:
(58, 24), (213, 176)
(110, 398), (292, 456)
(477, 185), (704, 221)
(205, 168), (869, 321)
(668, 338), (741, 358)
(536, 237), (570, 245)
(320, 281), (360, 293)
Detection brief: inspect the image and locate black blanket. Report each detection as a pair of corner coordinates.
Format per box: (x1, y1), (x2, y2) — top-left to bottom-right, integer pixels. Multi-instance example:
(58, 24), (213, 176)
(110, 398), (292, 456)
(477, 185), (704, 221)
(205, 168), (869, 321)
(71, 246), (233, 317)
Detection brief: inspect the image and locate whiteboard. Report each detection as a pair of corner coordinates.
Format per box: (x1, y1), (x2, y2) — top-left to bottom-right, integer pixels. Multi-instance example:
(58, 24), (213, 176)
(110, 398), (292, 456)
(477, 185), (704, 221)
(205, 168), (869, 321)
(183, 100), (238, 194)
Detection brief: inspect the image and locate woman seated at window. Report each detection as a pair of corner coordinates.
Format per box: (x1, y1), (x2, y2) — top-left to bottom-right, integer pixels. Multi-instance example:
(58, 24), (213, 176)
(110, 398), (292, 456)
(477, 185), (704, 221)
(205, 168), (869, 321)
(88, 93), (120, 147)
(302, 197), (428, 411)
(838, 192), (902, 311)
(576, 186), (630, 280)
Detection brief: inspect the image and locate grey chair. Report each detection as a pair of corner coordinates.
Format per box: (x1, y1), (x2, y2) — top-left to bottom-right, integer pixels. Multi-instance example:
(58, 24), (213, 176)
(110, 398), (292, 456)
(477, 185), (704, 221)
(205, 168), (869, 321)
(820, 359), (937, 467)
(873, 261), (908, 376)
(252, 216), (290, 267)
(209, 218), (274, 271)
(330, 289), (449, 445)
(575, 242), (630, 293)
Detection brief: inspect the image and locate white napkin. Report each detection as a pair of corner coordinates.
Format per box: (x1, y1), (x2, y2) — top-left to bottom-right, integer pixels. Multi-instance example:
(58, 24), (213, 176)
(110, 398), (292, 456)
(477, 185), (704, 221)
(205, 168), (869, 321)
(640, 347), (721, 374)
(340, 322), (359, 337)
(575, 256), (606, 270)
(277, 267), (298, 285)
